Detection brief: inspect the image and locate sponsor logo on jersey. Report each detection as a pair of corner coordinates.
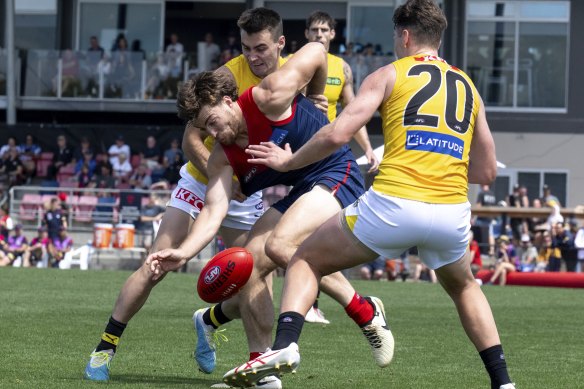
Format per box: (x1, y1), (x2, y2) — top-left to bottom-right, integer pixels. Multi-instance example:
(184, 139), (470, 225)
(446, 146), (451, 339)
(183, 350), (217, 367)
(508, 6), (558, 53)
(327, 77), (342, 86)
(405, 130), (464, 159)
(174, 188), (204, 210)
(270, 128), (288, 146)
(204, 266), (221, 284)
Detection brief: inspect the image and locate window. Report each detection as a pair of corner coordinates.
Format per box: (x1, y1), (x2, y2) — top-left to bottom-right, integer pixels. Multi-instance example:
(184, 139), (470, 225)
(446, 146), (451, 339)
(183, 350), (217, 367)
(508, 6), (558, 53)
(77, 1), (163, 54)
(465, 1), (569, 111)
(499, 169), (568, 206)
(14, 0), (58, 50)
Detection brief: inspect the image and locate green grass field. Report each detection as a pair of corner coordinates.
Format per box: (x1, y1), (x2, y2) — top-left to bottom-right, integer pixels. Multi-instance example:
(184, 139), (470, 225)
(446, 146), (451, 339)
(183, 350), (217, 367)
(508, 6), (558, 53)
(1, 268), (583, 388)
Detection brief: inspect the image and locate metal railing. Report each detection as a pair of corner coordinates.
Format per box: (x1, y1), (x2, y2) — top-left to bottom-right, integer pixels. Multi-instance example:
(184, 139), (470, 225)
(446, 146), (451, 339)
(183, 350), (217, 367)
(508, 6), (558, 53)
(9, 185), (171, 232)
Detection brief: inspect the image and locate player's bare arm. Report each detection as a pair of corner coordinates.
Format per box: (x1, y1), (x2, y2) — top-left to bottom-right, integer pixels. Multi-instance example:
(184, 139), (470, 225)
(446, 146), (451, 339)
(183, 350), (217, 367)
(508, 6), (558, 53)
(341, 59), (379, 173)
(253, 42), (327, 118)
(147, 147), (233, 279)
(468, 97), (497, 185)
(247, 64), (395, 172)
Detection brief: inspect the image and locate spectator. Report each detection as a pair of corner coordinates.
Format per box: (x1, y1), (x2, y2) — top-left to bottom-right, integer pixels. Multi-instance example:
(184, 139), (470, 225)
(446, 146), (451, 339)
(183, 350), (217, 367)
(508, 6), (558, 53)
(48, 226), (73, 268)
(90, 162), (116, 190)
(488, 236), (517, 286)
(412, 261), (437, 283)
(22, 226), (50, 267)
(128, 163), (152, 190)
(137, 193), (165, 251)
(48, 134), (73, 179)
(0, 148), (25, 187)
(475, 184), (497, 255)
(528, 198), (548, 232)
(517, 234), (538, 272)
(0, 234), (11, 267)
(574, 224), (584, 272)
(20, 134), (41, 180)
(163, 150), (183, 185)
(75, 150), (96, 177)
(110, 36), (136, 98)
(542, 184), (561, 207)
(43, 197), (67, 240)
(111, 152), (132, 181)
(59, 50), (82, 97)
(108, 134), (131, 165)
(360, 256), (385, 280)
(146, 53), (170, 99)
(165, 33), (184, 77)
(537, 231), (560, 272)
(162, 137), (182, 168)
(77, 163), (93, 188)
(140, 136), (162, 170)
(0, 204), (14, 236)
(0, 224), (28, 266)
(73, 137), (94, 164)
(86, 36), (105, 96)
(202, 32), (220, 71)
(0, 136), (21, 158)
(469, 230), (483, 277)
(220, 32), (241, 65)
(550, 222), (569, 271)
(508, 184), (529, 240)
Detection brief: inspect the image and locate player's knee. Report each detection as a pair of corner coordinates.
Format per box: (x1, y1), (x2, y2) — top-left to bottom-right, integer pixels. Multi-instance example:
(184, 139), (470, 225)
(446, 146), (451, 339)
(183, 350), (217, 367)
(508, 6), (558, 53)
(264, 234), (290, 269)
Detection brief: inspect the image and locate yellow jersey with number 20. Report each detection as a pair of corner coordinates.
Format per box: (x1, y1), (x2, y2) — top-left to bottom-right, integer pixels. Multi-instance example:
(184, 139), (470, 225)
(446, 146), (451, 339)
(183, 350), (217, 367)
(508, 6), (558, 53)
(372, 55), (480, 204)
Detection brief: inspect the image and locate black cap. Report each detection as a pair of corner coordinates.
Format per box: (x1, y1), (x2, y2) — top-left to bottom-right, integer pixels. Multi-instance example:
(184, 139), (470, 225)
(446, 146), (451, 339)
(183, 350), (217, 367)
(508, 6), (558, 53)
(116, 134), (124, 141)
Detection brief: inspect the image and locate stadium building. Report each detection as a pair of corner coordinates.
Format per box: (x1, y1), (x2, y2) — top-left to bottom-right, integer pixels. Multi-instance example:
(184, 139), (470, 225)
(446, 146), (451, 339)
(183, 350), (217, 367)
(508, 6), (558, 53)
(0, 0), (582, 207)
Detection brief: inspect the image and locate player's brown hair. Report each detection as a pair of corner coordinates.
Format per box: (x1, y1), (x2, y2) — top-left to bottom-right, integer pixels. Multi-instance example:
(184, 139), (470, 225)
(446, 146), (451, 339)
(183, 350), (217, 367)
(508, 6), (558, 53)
(177, 71), (238, 125)
(237, 7), (283, 42)
(306, 10), (336, 30)
(393, 0), (447, 48)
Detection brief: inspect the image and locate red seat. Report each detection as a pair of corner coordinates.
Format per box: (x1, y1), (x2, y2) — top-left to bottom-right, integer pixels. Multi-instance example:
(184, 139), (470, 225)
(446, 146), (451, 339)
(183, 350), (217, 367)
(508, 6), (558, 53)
(19, 193), (42, 221)
(57, 164), (76, 183)
(74, 195), (98, 222)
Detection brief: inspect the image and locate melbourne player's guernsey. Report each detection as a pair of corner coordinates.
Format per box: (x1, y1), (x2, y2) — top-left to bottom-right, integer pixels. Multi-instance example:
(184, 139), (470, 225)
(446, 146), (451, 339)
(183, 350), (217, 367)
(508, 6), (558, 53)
(372, 55), (480, 204)
(185, 55), (288, 184)
(222, 87), (358, 197)
(324, 53), (345, 122)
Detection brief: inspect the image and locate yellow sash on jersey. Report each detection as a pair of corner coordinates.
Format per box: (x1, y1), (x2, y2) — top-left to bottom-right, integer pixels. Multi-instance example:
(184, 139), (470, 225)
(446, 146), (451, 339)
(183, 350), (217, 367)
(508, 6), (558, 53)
(372, 55), (480, 204)
(185, 55), (288, 183)
(324, 53), (345, 122)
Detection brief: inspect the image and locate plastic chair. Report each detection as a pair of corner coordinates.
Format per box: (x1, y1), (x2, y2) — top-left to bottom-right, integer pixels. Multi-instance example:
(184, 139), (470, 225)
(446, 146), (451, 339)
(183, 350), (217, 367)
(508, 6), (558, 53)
(74, 195), (99, 222)
(19, 193), (42, 221)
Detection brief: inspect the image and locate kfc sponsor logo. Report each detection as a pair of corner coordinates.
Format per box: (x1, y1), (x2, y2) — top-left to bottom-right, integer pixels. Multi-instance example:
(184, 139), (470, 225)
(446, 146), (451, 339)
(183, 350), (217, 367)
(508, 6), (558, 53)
(175, 188), (205, 210)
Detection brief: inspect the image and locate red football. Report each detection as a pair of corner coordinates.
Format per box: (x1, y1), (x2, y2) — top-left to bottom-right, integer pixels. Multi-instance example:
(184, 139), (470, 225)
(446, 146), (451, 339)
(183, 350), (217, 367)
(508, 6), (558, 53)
(197, 247), (254, 303)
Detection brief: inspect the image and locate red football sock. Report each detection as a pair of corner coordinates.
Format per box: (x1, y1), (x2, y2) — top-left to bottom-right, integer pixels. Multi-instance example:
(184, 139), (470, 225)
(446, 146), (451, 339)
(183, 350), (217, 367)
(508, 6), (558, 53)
(249, 352), (263, 361)
(344, 292), (374, 327)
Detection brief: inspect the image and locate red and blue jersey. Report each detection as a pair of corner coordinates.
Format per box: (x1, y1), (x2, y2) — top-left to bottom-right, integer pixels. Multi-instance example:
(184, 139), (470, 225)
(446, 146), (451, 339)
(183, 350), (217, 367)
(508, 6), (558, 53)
(222, 87), (364, 210)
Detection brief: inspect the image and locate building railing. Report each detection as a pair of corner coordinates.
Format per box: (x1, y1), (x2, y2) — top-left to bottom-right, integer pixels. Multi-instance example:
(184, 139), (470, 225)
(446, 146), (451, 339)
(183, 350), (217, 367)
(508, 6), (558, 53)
(8, 185), (172, 232)
(1, 49), (391, 106)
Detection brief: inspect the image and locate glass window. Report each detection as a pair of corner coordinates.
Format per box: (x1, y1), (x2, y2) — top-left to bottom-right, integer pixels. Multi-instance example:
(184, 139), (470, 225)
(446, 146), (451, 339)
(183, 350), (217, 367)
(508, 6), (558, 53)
(78, 2), (163, 54)
(14, 0), (58, 50)
(465, 1), (569, 110)
(348, 5), (395, 56)
(544, 172), (567, 206)
(466, 21), (515, 107)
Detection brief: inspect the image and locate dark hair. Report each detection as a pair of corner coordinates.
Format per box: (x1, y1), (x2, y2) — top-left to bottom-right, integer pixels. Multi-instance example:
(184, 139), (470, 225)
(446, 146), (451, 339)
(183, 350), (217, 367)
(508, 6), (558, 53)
(177, 71), (238, 125)
(393, 0), (447, 48)
(237, 7), (283, 41)
(306, 10), (336, 30)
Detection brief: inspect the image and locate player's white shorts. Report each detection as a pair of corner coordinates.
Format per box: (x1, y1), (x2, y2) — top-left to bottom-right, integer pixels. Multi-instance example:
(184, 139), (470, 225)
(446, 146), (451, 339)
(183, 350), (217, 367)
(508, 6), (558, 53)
(167, 166), (264, 231)
(343, 189), (471, 270)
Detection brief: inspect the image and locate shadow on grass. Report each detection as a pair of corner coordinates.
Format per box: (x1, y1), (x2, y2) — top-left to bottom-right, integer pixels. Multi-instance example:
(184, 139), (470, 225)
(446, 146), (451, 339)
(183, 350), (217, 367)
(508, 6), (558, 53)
(62, 373), (217, 386)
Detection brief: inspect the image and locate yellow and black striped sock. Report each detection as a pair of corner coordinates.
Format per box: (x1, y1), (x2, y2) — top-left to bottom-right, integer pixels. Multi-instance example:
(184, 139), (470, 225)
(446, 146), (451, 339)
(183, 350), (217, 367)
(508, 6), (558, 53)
(202, 303), (232, 329)
(95, 316), (127, 352)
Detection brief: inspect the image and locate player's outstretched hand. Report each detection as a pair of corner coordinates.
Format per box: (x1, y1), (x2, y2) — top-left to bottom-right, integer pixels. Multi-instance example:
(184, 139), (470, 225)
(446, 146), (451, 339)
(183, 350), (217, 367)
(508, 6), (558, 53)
(365, 148), (380, 173)
(146, 248), (190, 281)
(246, 142), (293, 172)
